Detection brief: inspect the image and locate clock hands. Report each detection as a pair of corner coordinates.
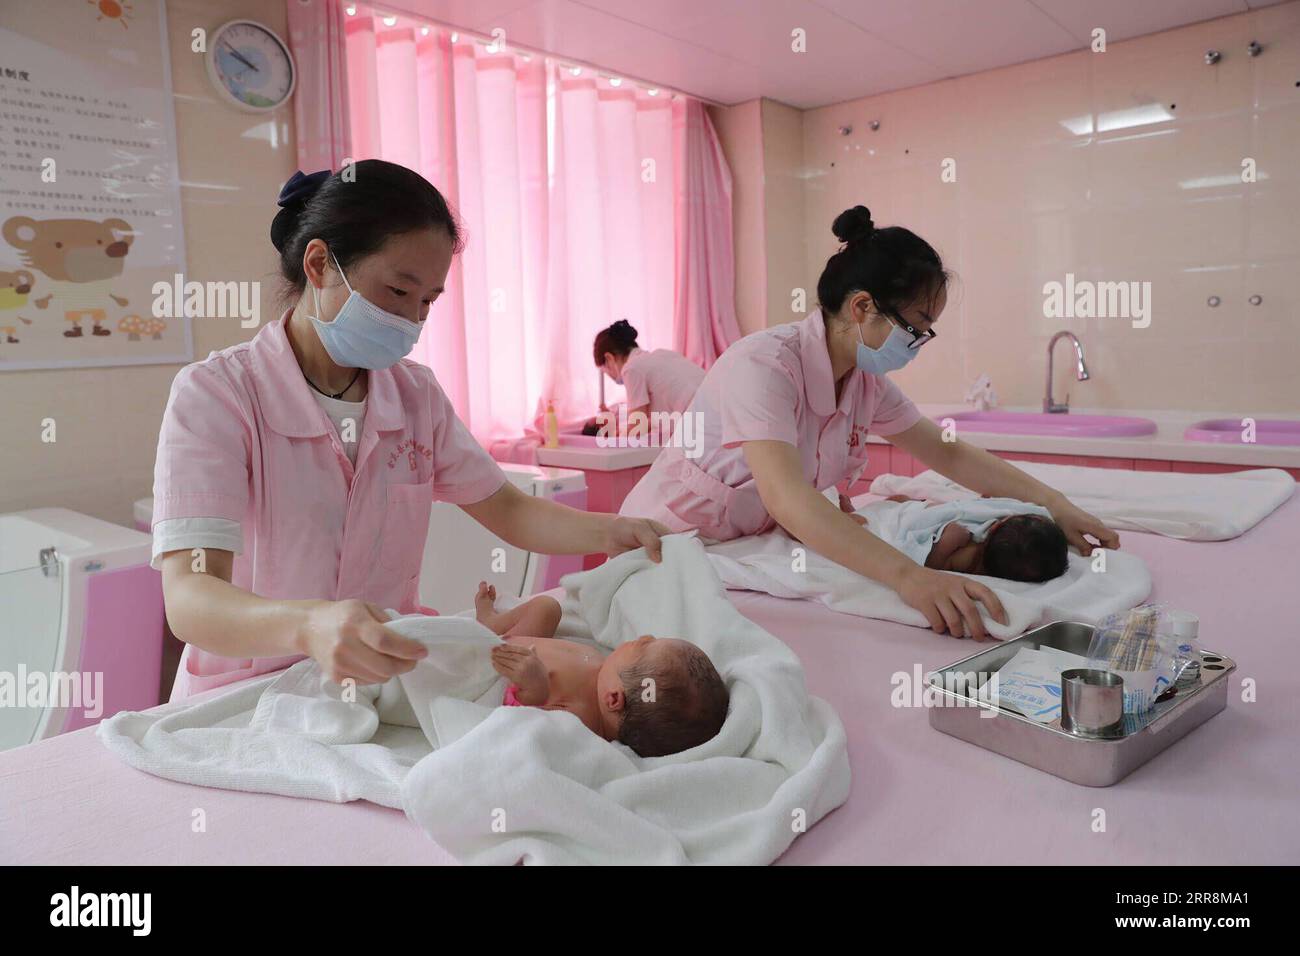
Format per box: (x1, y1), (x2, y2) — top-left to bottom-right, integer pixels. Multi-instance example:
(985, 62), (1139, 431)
(220, 40), (260, 74)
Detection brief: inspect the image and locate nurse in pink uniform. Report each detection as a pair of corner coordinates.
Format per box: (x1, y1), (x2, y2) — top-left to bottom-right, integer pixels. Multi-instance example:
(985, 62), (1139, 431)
(622, 205), (1119, 640)
(595, 319), (704, 436)
(153, 162), (666, 698)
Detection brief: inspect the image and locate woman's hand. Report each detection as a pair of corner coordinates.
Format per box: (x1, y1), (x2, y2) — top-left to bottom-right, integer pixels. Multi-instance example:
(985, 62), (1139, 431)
(297, 598), (428, 686)
(1046, 494), (1120, 553)
(604, 516), (671, 562)
(895, 565), (1007, 641)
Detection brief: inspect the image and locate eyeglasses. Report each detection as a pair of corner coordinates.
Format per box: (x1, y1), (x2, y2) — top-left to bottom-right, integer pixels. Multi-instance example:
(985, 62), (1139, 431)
(890, 315), (937, 350)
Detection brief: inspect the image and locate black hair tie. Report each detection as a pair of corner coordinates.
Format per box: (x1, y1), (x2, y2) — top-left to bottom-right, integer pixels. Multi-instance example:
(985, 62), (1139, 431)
(278, 169), (331, 208)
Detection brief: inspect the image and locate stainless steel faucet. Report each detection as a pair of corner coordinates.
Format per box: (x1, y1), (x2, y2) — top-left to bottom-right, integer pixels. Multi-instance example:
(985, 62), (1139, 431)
(1044, 331), (1090, 413)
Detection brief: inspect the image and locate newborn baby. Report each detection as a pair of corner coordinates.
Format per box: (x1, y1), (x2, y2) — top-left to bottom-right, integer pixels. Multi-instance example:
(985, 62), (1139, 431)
(877, 495), (1069, 583)
(474, 583), (729, 757)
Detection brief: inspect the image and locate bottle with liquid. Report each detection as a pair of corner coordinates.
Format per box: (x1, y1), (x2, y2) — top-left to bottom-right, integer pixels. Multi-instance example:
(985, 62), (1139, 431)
(544, 400), (559, 448)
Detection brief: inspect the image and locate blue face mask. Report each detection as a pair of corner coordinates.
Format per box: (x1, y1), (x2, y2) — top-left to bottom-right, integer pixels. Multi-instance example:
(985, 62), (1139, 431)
(856, 321), (919, 376)
(309, 252), (422, 370)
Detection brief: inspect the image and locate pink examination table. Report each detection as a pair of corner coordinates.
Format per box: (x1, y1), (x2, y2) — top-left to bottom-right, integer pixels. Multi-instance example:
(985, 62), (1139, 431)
(2, 495), (1298, 865)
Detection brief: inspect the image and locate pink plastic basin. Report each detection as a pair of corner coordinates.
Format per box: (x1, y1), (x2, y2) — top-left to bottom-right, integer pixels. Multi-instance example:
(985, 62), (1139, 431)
(556, 433), (652, 449)
(1183, 419), (1300, 446)
(933, 411), (1157, 438)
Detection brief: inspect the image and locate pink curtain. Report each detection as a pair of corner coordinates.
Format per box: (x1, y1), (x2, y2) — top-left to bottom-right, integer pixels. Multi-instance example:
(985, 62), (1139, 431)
(316, 6), (738, 442)
(285, 0), (352, 171)
(673, 98), (742, 366)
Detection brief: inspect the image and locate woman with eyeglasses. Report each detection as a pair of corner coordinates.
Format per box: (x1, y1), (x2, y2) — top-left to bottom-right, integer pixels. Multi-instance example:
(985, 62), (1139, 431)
(620, 205), (1119, 640)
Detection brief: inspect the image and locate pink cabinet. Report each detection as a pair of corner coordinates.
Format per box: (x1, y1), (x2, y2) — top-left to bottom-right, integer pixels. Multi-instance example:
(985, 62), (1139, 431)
(580, 465), (651, 569)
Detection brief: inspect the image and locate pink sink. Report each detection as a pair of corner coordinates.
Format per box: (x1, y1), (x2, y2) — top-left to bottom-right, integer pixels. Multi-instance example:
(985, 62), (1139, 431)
(1184, 419), (1300, 446)
(934, 411), (1158, 438)
(556, 433), (652, 449)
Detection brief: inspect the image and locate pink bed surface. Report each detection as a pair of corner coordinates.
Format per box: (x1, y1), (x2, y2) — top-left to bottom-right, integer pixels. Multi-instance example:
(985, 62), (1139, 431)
(3, 496), (1297, 865)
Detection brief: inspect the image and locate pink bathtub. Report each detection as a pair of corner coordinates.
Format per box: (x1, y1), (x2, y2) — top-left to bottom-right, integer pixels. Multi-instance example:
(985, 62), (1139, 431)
(0, 508), (164, 752)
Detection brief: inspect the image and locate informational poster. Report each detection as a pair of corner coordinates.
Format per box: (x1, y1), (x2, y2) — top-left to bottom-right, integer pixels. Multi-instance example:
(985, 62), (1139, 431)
(0, 0), (190, 370)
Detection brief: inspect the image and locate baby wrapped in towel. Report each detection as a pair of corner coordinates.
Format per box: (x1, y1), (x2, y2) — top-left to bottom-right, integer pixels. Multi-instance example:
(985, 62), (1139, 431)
(473, 583), (729, 757)
(870, 496), (1069, 583)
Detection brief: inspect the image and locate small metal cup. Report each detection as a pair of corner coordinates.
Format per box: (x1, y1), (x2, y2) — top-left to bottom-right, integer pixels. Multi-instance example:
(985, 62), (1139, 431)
(1060, 668), (1124, 737)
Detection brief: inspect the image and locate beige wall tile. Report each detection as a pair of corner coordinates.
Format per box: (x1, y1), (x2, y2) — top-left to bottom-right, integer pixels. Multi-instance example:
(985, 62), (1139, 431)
(793, 2), (1300, 413)
(0, 0), (298, 524)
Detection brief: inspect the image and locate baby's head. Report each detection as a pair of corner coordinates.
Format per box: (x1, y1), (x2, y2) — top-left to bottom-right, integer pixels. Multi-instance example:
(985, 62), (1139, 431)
(980, 514), (1069, 582)
(596, 636), (729, 757)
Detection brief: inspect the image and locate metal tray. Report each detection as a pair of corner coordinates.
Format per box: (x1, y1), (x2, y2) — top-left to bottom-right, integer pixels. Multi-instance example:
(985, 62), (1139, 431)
(927, 620), (1235, 786)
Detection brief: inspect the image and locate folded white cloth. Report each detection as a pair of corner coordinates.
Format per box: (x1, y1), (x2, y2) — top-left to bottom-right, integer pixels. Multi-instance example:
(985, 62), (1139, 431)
(706, 499), (1151, 639)
(870, 463), (1295, 541)
(98, 615), (506, 809)
(99, 534), (849, 865)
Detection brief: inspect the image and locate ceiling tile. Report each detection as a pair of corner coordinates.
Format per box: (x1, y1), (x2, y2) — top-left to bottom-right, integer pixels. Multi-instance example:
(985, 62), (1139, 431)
(1029, 0), (1247, 43)
(388, 0), (1275, 108)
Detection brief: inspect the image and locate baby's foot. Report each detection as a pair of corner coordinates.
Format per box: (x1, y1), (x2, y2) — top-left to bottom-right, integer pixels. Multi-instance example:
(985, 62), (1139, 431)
(474, 581), (497, 622)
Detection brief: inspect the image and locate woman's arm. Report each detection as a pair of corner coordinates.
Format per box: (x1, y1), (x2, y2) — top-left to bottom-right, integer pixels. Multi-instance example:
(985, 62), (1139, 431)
(460, 481), (668, 561)
(159, 549), (428, 684)
(744, 439), (1006, 639)
(887, 418), (1120, 552)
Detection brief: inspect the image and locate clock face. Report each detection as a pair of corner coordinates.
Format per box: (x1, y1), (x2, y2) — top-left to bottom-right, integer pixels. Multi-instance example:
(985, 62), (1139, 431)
(207, 20), (295, 111)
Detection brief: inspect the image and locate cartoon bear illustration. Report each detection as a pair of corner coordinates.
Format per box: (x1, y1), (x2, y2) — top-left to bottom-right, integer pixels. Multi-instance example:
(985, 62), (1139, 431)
(0, 268), (36, 343)
(2, 216), (134, 338)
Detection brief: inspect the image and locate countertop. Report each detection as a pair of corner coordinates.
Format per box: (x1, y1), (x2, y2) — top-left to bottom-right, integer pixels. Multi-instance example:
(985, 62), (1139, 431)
(531, 405), (1300, 471)
(534, 443), (662, 471)
(878, 404), (1300, 469)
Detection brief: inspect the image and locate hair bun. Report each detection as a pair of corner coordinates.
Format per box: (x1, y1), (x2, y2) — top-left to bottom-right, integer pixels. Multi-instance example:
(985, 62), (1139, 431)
(278, 169), (331, 209)
(832, 205), (875, 245)
(271, 169), (331, 254)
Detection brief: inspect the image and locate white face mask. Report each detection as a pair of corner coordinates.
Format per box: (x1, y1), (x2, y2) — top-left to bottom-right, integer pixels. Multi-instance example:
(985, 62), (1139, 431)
(308, 251), (422, 370)
(855, 321), (920, 377)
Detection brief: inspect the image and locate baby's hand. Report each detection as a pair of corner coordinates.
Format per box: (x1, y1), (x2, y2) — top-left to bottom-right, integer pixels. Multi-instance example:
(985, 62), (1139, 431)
(840, 494), (869, 528)
(491, 643), (548, 702)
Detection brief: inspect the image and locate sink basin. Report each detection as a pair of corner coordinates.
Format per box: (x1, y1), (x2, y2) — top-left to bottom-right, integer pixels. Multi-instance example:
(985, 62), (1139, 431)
(934, 411), (1158, 438)
(555, 433), (652, 449)
(1184, 419), (1300, 446)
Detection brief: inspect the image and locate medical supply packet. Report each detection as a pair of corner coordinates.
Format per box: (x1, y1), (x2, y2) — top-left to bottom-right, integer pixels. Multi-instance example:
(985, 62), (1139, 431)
(1086, 604), (1202, 714)
(980, 645), (1091, 723)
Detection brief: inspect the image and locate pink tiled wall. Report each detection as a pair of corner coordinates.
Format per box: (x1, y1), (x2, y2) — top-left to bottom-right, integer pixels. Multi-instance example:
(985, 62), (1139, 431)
(798, 2), (1300, 415)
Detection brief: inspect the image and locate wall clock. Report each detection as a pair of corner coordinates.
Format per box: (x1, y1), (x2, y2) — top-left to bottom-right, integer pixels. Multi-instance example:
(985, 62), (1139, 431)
(205, 19), (296, 112)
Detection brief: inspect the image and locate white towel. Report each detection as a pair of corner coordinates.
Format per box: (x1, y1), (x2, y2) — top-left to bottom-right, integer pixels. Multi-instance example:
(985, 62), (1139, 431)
(706, 499), (1151, 639)
(98, 615), (506, 809)
(99, 534), (849, 865)
(870, 463), (1295, 541)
